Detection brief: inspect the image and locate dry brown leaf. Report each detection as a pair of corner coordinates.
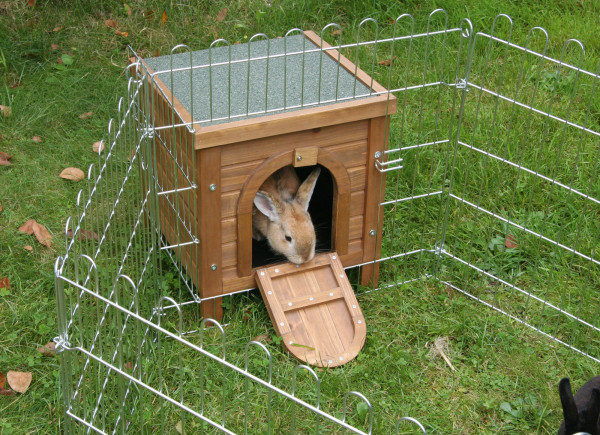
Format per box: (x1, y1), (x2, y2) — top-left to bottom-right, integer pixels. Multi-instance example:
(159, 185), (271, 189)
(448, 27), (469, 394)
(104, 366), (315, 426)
(38, 342), (56, 356)
(18, 219), (36, 234)
(11, 82), (21, 89)
(505, 234), (518, 249)
(331, 29), (341, 36)
(0, 204), (3, 213)
(124, 3), (132, 16)
(33, 222), (52, 247)
(0, 276), (8, 290)
(27, 0), (35, 6)
(19, 219), (53, 247)
(0, 156), (10, 166)
(23, 245), (33, 251)
(115, 30), (129, 37)
(145, 10), (154, 21)
(32, 136), (43, 143)
(0, 105), (11, 117)
(67, 228), (99, 241)
(0, 372), (14, 396)
(51, 43), (59, 51)
(56, 57), (63, 64)
(160, 10), (167, 26)
(252, 334), (271, 343)
(123, 361), (133, 370)
(7, 371), (32, 394)
(216, 8), (227, 22)
(105, 19), (118, 29)
(60, 167), (85, 181)
(79, 111), (93, 120)
(92, 140), (104, 153)
(0, 151), (9, 160)
(378, 56), (397, 66)
(52, 26), (62, 32)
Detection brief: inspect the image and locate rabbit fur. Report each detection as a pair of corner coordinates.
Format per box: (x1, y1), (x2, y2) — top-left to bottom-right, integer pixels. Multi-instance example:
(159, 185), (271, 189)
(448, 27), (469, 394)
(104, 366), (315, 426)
(558, 376), (600, 435)
(252, 166), (321, 265)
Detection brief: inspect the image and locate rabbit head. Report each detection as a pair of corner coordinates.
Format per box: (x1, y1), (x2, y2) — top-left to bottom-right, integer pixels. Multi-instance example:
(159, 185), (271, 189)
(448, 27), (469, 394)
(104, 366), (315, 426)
(558, 376), (600, 435)
(253, 167), (321, 265)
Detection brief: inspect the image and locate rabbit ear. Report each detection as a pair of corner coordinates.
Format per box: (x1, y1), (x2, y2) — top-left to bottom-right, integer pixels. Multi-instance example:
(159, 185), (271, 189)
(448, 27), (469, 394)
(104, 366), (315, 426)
(254, 191), (281, 222)
(296, 167), (321, 211)
(559, 378), (579, 429)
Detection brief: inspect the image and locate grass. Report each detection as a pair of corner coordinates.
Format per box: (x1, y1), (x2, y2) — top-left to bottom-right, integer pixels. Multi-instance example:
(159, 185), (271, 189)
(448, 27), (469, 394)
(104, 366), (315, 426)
(1, 0), (599, 433)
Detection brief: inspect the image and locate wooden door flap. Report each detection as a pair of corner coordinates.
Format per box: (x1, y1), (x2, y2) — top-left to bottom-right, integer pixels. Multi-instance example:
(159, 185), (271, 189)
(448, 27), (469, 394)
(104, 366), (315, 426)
(256, 252), (366, 368)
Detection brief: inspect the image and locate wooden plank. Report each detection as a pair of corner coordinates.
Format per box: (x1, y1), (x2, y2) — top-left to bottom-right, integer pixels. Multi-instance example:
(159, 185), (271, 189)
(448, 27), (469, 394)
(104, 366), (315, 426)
(349, 215), (364, 240)
(322, 140), (367, 169)
(350, 191), (365, 217)
(220, 121), (367, 167)
(221, 217), (236, 244)
(348, 166), (366, 191)
(221, 160), (261, 193)
(293, 146), (319, 167)
(361, 116), (388, 287)
(222, 241), (236, 268)
(281, 287), (343, 312)
(221, 191), (239, 218)
(194, 95), (392, 149)
(256, 268), (291, 335)
(197, 146), (223, 318)
(340, 240), (363, 268)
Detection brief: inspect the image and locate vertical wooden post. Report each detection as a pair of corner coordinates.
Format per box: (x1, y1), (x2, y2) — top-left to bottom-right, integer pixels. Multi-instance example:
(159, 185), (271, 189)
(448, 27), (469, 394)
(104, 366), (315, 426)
(361, 116), (388, 287)
(198, 146), (224, 320)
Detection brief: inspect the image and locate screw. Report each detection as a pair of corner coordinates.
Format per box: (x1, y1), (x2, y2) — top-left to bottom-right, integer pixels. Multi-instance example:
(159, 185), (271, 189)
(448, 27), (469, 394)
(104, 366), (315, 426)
(297, 155), (302, 161)
(374, 151), (382, 159)
(210, 264), (217, 271)
(369, 229), (376, 236)
(209, 184), (216, 191)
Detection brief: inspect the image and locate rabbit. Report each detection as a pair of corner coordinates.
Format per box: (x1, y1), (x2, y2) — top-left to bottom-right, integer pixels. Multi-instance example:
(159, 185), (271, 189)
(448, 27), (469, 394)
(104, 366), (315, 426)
(252, 166), (321, 265)
(558, 376), (600, 435)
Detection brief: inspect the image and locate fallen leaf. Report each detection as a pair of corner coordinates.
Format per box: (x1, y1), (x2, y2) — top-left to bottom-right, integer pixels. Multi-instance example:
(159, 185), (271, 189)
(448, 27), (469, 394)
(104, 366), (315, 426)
(331, 29), (341, 36)
(216, 8), (227, 22)
(115, 30), (129, 37)
(0, 276), (8, 289)
(19, 219), (53, 247)
(23, 245), (33, 251)
(7, 371), (32, 394)
(0, 105), (11, 117)
(105, 19), (118, 29)
(0, 204), (3, 212)
(123, 361), (132, 370)
(0, 151), (10, 160)
(56, 57), (63, 64)
(0, 156), (10, 166)
(37, 342), (56, 356)
(161, 10), (167, 26)
(154, 49), (160, 57)
(52, 26), (62, 32)
(67, 228), (99, 241)
(505, 234), (518, 249)
(252, 334), (271, 343)
(92, 140), (104, 153)
(145, 10), (154, 21)
(32, 136), (43, 143)
(27, 0), (35, 6)
(10, 82), (21, 89)
(0, 372), (14, 396)
(59, 167), (85, 181)
(378, 56), (397, 66)
(51, 43), (59, 51)
(124, 3), (132, 16)
(79, 111), (93, 119)
(175, 420), (183, 434)
(61, 54), (73, 65)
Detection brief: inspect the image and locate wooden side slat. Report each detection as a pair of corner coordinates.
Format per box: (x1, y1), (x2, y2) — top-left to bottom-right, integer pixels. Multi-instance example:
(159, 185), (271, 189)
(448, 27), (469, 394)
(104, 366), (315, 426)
(349, 215), (364, 240)
(350, 191), (364, 217)
(322, 140), (367, 169)
(281, 287), (343, 312)
(221, 217), (237, 244)
(220, 121), (367, 166)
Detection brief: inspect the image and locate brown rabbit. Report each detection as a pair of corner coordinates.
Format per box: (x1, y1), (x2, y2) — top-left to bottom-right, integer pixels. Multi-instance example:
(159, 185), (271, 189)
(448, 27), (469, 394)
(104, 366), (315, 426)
(558, 376), (600, 435)
(252, 166), (321, 265)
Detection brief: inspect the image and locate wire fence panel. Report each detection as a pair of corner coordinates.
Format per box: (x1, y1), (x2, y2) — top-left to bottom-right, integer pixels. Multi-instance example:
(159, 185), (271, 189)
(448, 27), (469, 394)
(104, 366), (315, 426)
(54, 11), (599, 433)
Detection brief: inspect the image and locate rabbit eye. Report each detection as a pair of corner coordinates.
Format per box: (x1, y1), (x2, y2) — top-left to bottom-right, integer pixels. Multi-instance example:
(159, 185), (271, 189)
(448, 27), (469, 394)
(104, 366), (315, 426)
(285, 235), (292, 243)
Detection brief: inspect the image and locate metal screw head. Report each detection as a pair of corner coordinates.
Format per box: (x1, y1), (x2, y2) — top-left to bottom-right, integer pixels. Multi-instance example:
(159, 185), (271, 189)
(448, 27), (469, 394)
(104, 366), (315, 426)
(374, 151), (382, 159)
(209, 184), (217, 191)
(210, 264), (217, 271)
(369, 229), (376, 237)
(296, 155), (302, 161)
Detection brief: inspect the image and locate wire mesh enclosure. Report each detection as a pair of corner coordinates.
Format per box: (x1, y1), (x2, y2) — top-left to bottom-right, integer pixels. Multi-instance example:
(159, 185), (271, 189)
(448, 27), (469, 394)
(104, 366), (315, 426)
(54, 9), (600, 434)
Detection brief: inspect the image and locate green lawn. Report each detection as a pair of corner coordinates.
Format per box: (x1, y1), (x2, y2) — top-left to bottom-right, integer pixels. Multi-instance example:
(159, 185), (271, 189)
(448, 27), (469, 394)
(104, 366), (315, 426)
(1, 1), (599, 433)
